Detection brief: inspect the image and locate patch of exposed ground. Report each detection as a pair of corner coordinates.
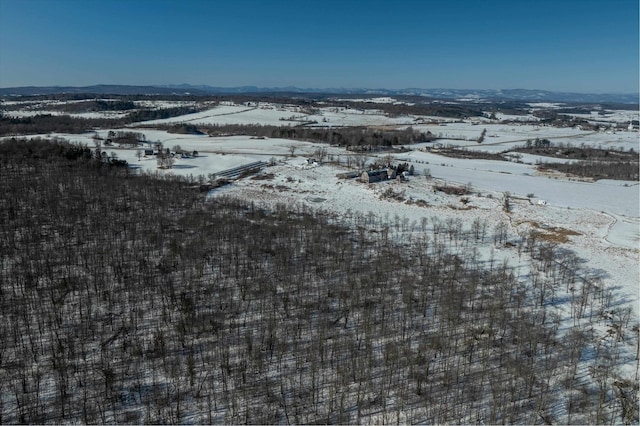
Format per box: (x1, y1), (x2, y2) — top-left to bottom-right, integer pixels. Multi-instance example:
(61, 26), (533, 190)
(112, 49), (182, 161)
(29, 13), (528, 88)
(517, 220), (582, 243)
(251, 173), (275, 180)
(533, 167), (596, 182)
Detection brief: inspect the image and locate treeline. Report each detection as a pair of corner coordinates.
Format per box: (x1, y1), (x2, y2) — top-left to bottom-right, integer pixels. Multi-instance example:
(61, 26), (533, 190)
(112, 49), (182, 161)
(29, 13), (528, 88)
(0, 115), (123, 136)
(539, 161), (640, 181)
(103, 131), (146, 147)
(378, 102), (484, 118)
(0, 136), (94, 161)
(56, 100), (137, 113)
(515, 141), (638, 161)
(322, 101), (484, 119)
(195, 123), (437, 147)
(127, 106), (199, 122)
(0, 106), (200, 136)
(0, 138), (636, 424)
(1, 93), (206, 103)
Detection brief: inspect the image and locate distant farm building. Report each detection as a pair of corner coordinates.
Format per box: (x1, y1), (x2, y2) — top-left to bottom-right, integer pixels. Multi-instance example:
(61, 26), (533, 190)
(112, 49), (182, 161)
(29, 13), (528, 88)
(215, 161), (269, 180)
(360, 168), (396, 183)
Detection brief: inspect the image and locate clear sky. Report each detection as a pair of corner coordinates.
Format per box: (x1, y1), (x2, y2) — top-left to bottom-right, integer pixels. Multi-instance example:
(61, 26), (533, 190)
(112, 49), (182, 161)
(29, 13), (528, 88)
(0, 0), (638, 93)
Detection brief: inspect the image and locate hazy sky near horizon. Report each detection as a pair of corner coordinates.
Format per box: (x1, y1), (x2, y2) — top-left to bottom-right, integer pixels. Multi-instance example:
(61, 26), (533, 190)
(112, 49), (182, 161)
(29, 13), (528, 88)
(0, 0), (638, 93)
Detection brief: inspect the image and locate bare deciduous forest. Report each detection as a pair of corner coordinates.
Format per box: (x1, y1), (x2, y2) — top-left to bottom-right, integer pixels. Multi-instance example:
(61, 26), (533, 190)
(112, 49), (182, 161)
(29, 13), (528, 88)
(0, 139), (637, 424)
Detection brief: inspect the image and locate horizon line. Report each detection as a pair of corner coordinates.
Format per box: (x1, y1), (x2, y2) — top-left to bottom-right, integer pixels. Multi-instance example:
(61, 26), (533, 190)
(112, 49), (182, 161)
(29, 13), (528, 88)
(1, 83), (639, 96)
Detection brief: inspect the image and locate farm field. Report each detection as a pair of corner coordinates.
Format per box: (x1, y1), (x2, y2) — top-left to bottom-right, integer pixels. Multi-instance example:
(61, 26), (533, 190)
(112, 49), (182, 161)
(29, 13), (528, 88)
(0, 95), (638, 423)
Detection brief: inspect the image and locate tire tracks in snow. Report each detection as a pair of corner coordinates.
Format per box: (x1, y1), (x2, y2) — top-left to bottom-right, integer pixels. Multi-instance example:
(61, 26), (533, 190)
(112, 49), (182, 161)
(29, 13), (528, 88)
(600, 211), (640, 250)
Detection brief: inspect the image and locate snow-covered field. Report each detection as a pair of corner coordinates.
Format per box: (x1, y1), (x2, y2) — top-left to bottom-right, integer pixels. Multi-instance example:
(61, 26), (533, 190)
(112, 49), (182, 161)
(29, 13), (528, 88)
(411, 122), (639, 151)
(141, 104), (310, 126)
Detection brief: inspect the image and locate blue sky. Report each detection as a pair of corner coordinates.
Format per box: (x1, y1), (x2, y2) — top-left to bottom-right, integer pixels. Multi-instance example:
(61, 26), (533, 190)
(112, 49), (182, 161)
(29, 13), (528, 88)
(0, 0), (638, 93)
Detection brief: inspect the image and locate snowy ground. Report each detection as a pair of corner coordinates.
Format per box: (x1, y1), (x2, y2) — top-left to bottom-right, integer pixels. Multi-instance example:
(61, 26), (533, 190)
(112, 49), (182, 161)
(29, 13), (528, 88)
(206, 149), (639, 385)
(2, 99), (639, 423)
(80, 118), (637, 318)
(4, 101), (638, 320)
(209, 153), (638, 304)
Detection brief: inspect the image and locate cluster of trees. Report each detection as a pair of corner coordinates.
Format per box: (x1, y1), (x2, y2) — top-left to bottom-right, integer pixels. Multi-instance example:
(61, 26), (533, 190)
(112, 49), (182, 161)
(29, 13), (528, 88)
(156, 144), (175, 169)
(1, 137), (129, 168)
(103, 131), (146, 147)
(524, 138), (552, 149)
(0, 138), (637, 424)
(428, 146), (507, 161)
(0, 136), (94, 161)
(164, 123), (203, 134)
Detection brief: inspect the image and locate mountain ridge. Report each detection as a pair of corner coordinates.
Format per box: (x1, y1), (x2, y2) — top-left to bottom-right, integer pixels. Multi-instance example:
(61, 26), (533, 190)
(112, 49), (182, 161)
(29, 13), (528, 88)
(1, 84), (637, 104)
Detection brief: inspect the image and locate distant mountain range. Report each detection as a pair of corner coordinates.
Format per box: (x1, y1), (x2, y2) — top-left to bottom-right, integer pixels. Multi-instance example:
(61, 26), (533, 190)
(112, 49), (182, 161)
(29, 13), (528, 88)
(1, 84), (637, 104)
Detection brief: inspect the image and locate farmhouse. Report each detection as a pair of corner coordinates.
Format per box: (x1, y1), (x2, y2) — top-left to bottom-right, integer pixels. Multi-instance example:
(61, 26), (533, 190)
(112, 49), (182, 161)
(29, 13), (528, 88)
(360, 168), (396, 183)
